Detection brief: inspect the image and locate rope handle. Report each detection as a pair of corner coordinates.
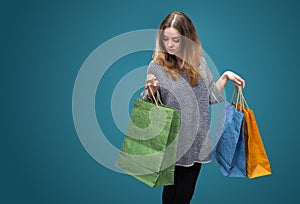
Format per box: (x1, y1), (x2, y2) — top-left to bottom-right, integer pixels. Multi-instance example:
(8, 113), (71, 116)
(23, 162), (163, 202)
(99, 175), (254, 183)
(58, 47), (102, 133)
(239, 88), (249, 108)
(231, 86), (249, 111)
(146, 86), (163, 108)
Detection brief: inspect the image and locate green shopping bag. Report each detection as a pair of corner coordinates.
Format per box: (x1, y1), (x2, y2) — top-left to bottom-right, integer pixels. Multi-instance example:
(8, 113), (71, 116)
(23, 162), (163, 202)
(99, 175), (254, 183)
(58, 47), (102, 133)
(115, 94), (180, 187)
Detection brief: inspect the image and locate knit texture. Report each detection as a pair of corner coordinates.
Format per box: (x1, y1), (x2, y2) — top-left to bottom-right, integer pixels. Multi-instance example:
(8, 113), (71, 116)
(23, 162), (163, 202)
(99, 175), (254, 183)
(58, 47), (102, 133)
(145, 56), (224, 166)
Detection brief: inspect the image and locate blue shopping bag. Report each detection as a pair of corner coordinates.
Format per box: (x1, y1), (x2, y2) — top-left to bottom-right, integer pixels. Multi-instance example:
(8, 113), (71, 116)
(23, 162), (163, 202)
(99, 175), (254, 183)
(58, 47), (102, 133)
(213, 101), (246, 177)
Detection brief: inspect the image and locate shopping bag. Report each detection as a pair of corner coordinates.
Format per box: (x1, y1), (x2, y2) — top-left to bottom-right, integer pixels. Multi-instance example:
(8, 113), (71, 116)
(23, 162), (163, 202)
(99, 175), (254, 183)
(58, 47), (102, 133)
(115, 91), (180, 187)
(213, 89), (247, 177)
(237, 88), (272, 178)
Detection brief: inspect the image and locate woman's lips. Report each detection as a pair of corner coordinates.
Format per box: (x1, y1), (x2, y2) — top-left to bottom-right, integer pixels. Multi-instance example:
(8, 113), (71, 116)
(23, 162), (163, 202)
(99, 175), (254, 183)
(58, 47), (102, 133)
(167, 49), (175, 53)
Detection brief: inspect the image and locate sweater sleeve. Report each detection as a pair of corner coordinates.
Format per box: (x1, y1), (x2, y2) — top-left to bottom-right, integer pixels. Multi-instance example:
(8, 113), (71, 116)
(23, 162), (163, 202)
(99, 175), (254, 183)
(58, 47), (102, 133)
(200, 57), (224, 104)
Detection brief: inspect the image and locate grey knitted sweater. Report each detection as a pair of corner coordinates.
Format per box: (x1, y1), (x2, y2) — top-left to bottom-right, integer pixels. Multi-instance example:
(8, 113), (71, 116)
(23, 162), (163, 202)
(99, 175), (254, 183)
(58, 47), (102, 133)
(145, 56), (224, 166)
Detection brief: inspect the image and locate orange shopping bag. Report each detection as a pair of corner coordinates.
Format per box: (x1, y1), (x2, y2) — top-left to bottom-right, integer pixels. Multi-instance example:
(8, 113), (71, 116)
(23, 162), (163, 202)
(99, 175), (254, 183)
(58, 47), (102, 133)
(235, 87), (272, 178)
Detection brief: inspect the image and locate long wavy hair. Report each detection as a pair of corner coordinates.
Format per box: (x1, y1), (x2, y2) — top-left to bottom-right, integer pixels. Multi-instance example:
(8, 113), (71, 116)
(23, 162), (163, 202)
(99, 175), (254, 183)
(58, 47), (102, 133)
(153, 11), (203, 86)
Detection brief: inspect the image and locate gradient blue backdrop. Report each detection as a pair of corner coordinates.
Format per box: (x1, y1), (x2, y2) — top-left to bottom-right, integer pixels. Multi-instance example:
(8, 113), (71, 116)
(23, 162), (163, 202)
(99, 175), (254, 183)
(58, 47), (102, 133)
(2, 0), (299, 203)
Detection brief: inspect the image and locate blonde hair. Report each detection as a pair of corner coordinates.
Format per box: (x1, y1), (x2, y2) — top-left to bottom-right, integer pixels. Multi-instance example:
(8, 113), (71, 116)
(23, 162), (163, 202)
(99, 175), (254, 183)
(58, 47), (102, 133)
(153, 11), (203, 86)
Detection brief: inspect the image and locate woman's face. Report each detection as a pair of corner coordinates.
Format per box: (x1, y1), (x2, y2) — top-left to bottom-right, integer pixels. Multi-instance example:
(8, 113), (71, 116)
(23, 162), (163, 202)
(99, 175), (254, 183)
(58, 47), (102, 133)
(162, 27), (181, 56)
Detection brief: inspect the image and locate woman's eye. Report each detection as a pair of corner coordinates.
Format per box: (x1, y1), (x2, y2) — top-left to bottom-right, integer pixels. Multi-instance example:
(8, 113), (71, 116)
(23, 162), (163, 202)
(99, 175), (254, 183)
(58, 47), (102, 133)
(162, 37), (168, 41)
(173, 39), (180, 43)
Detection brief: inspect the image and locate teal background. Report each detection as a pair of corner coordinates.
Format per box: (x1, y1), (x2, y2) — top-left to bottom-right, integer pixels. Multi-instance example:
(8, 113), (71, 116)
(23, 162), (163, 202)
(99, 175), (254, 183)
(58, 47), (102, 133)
(1, 0), (299, 203)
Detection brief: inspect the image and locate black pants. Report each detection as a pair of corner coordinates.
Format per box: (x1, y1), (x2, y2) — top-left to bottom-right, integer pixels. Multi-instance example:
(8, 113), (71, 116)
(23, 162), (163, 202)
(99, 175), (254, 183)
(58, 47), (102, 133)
(162, 163), (202, 204)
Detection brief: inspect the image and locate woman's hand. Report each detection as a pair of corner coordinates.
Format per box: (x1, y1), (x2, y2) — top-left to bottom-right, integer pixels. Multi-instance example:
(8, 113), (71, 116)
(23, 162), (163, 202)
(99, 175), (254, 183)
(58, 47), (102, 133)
(224, 71), (246, 88)
(216, 71), (246, 92)
(145, 74), (159, 96)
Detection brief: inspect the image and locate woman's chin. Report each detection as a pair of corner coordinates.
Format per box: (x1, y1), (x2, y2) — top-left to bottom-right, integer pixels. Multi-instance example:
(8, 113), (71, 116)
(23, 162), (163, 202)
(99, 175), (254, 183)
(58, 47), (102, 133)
(167, 51), (177, 56)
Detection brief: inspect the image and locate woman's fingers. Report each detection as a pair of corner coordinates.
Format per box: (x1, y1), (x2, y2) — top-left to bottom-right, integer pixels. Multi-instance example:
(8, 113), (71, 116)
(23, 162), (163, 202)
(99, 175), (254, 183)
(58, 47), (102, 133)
(227, 71), (246, 88)
(234, 82), (244, 88)
(146, 74), (156, 82)
(146, 80), (159, 87)
(146, 74), (159, 87)
(235, 77), (245, 88)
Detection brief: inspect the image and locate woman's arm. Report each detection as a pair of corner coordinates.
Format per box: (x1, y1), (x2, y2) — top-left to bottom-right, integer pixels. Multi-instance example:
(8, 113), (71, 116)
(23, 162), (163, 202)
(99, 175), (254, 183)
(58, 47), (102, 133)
(216, 71), (246, 92)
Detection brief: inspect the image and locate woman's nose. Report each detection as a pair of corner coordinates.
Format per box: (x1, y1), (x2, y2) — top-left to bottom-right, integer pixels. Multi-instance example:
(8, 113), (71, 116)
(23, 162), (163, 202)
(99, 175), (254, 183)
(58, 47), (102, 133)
(167, 40), (173, 48)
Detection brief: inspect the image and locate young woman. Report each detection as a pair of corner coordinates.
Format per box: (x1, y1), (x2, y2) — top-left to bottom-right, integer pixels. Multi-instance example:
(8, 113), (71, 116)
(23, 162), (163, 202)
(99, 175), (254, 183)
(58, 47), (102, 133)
(144, 11), (245, 203)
